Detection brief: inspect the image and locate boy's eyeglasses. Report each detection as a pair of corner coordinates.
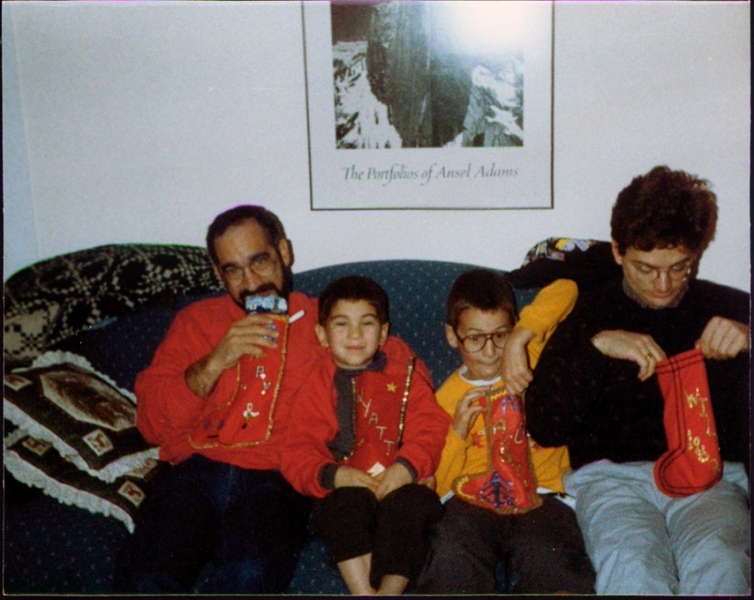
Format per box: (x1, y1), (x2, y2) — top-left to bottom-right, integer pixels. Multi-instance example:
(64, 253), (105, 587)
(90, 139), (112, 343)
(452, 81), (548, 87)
(221, 253), (277, 284)
(455, 330), (510, 353)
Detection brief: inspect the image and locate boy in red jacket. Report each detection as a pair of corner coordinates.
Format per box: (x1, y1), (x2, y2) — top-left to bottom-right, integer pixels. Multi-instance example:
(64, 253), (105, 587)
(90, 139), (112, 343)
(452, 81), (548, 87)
(280, 275), (449, 595)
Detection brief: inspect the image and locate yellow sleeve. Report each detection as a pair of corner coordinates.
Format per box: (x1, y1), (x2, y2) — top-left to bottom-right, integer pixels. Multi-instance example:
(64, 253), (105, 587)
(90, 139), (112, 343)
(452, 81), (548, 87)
(434, 428), (469, 499)
(529, 440), (570, 493)
(432, 372), (487, 498)
(519, 279), (578, 493)
(518, 279), (578, 369)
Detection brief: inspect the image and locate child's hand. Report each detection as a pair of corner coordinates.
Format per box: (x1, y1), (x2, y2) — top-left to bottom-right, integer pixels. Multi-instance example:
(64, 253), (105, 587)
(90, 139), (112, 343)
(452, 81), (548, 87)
(452, 387), (487, 440)
(417, 475), (436, 491)
(374, 462), (413, 500)
(501, 327), (535, 395)
(334, 466), (379, 493)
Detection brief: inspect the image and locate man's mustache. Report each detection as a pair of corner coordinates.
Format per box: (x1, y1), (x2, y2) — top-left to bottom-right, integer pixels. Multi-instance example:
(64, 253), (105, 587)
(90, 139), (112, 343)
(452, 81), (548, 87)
(240, 282), (282, 301)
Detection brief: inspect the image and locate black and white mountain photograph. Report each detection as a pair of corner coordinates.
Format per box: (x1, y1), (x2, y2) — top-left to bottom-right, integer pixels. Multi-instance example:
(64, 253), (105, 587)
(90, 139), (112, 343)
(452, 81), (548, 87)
(331, 1), (525, 150)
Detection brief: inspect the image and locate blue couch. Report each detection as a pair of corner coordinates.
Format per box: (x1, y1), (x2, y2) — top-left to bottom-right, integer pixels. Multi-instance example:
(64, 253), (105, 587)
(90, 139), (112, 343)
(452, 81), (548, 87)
(4, 241), (574, 594)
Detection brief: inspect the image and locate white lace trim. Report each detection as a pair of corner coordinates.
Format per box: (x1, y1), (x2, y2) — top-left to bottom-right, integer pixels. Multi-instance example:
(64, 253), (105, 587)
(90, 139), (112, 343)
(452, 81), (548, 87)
(3, 425), (29, 448)
(3, 397), (159, 483)
(4, 448), (135, 533)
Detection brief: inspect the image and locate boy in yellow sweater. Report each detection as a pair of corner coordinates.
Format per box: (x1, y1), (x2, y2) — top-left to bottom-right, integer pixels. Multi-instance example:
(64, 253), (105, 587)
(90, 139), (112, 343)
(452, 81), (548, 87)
(416, 269), (595, 594)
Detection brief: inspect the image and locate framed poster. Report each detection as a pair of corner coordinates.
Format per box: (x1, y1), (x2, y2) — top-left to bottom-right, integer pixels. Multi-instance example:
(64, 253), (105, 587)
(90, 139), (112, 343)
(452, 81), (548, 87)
(302, 0), (554, 210)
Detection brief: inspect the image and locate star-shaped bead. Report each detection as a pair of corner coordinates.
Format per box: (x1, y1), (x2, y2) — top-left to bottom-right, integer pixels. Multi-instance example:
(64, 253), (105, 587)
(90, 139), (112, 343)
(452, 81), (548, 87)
(387, 382), (397, 393)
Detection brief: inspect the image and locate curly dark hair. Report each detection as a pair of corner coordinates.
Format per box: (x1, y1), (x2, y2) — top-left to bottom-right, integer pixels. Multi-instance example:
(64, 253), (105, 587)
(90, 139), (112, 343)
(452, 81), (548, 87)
(318, 275), (390, 326)
(446, 269), (517, 329)
(611, 166), (718, 255)
(206, 205), (288, 266)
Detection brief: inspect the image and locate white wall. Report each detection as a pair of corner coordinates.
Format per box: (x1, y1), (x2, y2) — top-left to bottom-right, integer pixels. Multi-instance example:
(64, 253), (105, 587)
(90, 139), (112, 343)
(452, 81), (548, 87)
(3, 1), (750, 292)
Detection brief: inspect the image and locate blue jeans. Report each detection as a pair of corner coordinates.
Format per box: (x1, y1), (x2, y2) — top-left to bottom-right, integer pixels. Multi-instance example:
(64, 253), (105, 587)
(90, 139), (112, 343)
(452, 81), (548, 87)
(116, 455), (312, 593)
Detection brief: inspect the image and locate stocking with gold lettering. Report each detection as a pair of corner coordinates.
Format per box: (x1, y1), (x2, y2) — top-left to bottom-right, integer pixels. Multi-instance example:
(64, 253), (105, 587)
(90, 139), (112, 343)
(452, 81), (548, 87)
(453, 388), (541, 514)
(653, 348), (722, 497)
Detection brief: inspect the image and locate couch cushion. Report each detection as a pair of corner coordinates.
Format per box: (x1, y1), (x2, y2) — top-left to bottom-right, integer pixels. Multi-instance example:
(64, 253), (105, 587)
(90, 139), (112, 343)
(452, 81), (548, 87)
(3, 489), (129, 593)
(52, 292), (222, 392)
(294, 260), (526, 386)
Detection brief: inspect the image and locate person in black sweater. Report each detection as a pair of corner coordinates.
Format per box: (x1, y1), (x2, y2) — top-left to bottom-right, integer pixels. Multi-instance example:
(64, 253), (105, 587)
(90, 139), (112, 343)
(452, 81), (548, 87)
(524, 166), (750, 595)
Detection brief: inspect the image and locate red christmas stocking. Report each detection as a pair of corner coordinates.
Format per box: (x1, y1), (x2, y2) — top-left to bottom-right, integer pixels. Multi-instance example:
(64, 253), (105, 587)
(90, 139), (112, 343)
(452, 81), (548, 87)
(189, 313), (289, 449)
(653, 348), (722, 497)
(453, 388), (541, 514)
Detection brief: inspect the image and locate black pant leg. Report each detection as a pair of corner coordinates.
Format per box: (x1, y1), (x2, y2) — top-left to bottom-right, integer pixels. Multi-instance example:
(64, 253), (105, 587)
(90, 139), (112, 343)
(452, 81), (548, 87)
(311, 486), (379, 564)
(416, 495), (509, 594)
(199, 468), (312, 594)
(370, 484), (443, 588)
(508, 495), (595, 594)
(115, 459), (217, 592)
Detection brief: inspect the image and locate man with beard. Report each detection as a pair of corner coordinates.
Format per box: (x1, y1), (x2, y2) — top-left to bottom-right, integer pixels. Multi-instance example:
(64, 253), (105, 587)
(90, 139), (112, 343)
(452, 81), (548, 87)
(116, 206), (323, 593)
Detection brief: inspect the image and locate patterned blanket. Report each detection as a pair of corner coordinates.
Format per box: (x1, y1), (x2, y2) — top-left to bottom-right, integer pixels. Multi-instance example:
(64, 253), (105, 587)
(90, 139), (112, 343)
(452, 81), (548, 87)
(4, 244), (222, 362)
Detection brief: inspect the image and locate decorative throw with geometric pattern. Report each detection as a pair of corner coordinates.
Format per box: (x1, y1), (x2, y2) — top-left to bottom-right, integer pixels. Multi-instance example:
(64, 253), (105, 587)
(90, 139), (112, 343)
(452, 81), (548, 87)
(4, 244), (223, 363)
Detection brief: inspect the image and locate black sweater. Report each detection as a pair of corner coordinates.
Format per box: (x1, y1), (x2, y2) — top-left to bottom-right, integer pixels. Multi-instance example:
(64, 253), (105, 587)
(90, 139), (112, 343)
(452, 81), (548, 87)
(525, 277), (750, 472)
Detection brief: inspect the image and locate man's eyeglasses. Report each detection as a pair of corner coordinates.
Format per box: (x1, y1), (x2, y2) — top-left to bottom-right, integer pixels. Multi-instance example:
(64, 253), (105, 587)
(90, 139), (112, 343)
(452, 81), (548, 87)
(629, 260), (693, 282)
(455, 330), (510, 353)
(221, 253), (277, 284)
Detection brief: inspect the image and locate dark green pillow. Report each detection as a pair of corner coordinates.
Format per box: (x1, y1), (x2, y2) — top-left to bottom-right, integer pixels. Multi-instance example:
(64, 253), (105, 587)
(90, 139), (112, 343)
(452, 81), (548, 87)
(4, 427), (165, 533)
(4, 352), (158, 482)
